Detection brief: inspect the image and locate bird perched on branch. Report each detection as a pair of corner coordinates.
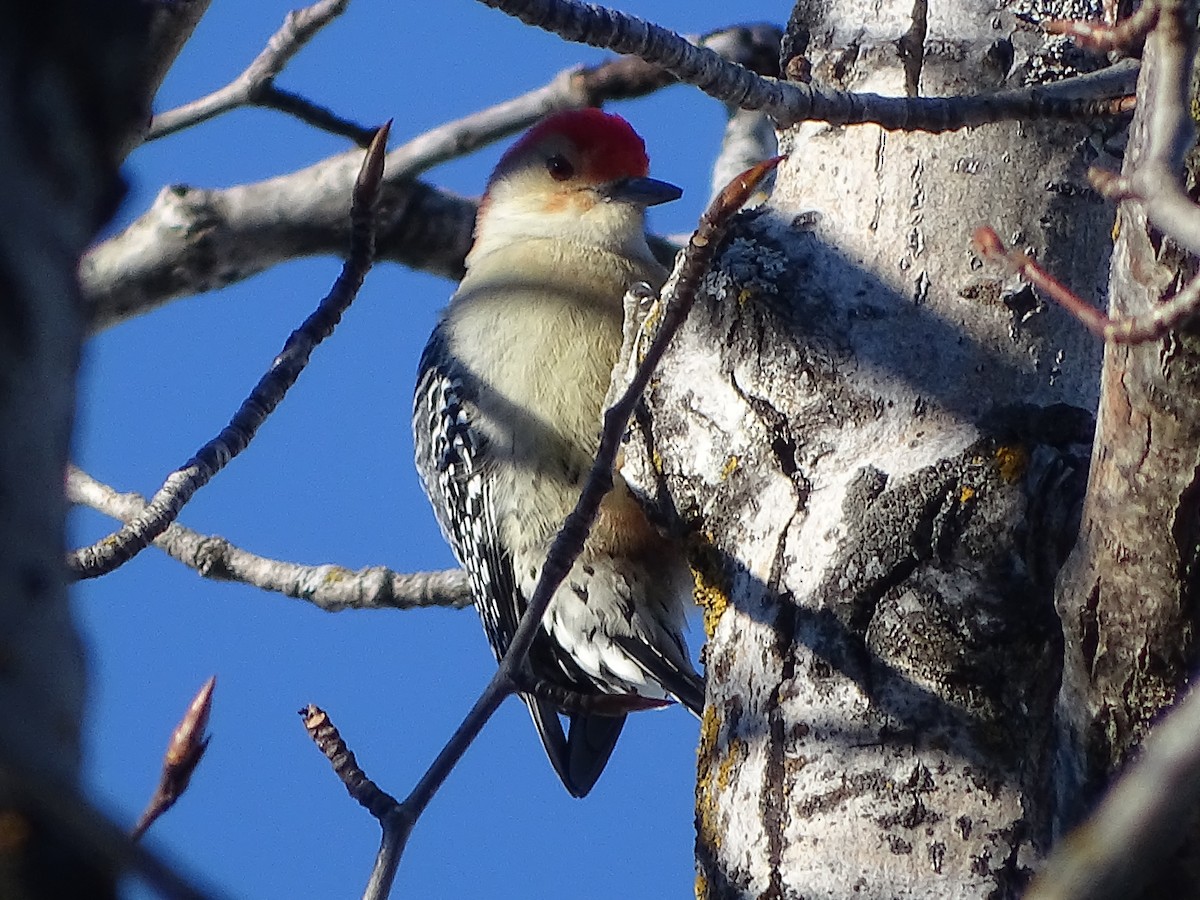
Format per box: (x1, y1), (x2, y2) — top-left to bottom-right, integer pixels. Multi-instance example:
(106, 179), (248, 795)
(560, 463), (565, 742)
(412, 108), (703, 797)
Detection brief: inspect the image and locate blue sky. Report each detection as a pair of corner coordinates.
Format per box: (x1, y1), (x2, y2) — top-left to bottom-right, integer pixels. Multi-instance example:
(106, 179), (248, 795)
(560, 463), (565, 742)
(73, 2), (784, 897)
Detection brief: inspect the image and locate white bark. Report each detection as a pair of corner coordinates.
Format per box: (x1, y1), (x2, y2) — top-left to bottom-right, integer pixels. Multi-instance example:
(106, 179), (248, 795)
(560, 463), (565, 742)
(623, 1), (1119, 896)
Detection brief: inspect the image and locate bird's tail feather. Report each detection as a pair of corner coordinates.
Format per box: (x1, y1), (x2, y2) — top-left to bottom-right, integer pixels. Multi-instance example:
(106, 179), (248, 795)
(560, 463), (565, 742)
(525, 697), (626, 798)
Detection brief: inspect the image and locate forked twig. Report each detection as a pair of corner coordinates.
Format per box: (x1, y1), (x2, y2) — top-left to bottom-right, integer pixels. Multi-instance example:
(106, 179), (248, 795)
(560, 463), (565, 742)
(147, 0), (372, 144)
(973, 226), (1200, 343)
(1068, 0), (1200, 256)
(306, 155), (783, 899)
(69, 122), (390, 580)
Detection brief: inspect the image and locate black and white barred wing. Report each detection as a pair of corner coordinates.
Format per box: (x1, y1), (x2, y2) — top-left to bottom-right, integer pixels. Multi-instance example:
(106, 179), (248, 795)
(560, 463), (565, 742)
(412, 331), (521, 655)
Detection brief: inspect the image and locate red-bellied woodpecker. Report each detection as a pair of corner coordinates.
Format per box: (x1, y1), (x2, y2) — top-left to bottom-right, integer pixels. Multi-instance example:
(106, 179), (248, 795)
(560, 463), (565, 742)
(412, 109), (703, 797)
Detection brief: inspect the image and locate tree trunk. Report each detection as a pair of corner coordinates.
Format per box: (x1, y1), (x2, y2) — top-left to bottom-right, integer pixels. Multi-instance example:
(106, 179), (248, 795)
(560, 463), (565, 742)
(0, 4), (148, 896)
(621, 1), (1145, 896)
(1053, 10), (1200, 896)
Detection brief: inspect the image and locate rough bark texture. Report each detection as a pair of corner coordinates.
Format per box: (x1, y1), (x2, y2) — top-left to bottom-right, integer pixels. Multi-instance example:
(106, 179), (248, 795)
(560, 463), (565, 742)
(621, 1), (1126, 896)
(1053, 15), (1200, 896)
(0, 4), (148, 896)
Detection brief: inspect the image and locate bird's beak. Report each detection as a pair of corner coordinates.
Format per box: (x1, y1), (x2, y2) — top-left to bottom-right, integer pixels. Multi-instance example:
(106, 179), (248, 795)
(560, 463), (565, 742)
(600, 176), (682, 207)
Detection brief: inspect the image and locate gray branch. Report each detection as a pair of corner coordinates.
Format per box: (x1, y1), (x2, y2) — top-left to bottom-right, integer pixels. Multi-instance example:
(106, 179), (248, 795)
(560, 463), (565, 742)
(67, 466), (470, 611)
(145, 0), (361, 142)
(476, 0), (1139, 130)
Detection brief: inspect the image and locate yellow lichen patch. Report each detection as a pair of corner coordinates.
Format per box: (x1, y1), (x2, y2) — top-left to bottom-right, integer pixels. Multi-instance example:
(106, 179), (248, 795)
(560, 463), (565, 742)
(719, 455), (739, 480)
(695, 873), (708, 900)
(697, 579), (729, 638)
(994, 444), (1029, 483)
(322, 566), (352, 584)
(695, 705), (724, 858)
(716, 738), (745, 791)
(959, 486), (975, 504)
(638, 300), (667, 362)
(689, 537), (731, 639)
(651, 448), (665, 475)
(737, 287), (754, 306)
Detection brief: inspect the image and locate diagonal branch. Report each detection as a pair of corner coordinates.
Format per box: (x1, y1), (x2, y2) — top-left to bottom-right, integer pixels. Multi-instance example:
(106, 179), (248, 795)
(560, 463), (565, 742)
(974, 226), (1200, 343)
(318, 156), (783, 899)
(145, 0), (369, 143)
(475, 0), (1138, 131)
(67, 465), (471, 609)
(69, 122), (390, 580)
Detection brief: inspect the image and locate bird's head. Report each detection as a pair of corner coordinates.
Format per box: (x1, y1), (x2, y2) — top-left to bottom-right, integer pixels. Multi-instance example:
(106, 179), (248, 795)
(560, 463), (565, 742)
(471, 109), (680, 262)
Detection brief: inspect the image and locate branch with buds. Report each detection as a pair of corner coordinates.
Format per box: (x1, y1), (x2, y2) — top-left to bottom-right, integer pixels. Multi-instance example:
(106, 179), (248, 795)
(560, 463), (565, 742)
(131, 678), (216, 842)
(304, 156), (781, 898)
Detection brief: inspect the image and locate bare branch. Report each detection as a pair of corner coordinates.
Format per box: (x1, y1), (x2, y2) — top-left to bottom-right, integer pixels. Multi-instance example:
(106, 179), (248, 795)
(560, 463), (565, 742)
(132, 677), (215, 842)
(1028, 685), (1200, 900)
(146, 0), (361, 142)
(348, 157), (784, 893)
(255, 84), (376, 146)
(975, 225), (1200, 343)
(69, 123), (390, 579)
(300, 706), (407, 900)
(83, 23), (780, 332)
(1084, 0), (1200, 256)
(66, 465), (471, 610)
(474, 0), (1138, 131)
(1046, 2), (1159, 51)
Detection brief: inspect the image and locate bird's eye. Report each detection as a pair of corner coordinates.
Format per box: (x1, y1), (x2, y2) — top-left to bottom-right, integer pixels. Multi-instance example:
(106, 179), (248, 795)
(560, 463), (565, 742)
(546, 154), (575, 181)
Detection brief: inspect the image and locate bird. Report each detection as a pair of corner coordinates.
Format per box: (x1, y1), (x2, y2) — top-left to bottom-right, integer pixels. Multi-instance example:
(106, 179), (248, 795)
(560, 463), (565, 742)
(412, 108), (704, 797)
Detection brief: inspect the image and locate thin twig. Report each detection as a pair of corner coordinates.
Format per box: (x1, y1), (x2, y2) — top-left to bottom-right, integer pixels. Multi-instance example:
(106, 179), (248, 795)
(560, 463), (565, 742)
(475, 0), (1138, 131)
(69, 122), (390, 580)
(256, 84), (376, 145)
(146, 0), (365, 142)
(1046, 1), (1160, 51)
(974, 226), (1200, 343)
(300, 706), (407, 900)
(1027, 685), (1200, 900)
(132, 677), (215, 841)
(332, 157), (783, 898)
(1083, 0), (1200, 256)
(67, 466), (471, 610)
